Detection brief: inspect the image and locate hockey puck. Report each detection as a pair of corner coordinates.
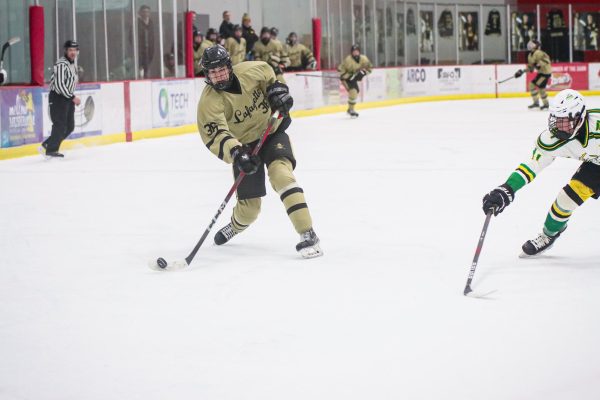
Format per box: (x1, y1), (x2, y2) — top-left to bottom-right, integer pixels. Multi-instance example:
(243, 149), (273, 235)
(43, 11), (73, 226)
(157, 257), (168, 269)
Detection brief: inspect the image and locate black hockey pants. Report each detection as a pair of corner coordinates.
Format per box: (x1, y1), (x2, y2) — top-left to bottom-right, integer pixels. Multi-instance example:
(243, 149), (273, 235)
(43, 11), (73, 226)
(44, 90), (75, 153)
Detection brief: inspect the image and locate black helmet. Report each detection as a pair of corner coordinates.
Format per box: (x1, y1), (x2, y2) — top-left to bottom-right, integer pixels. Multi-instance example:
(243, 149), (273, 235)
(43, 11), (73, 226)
(206, 28), (218, 39)
(287, 32), (298, 45)
(63, 40), (79, 49)
(260, 26), (271, 36)
(233, 24), (242, 32)
(270, 27), (279, 37)
(351, 44), (360, 52)
(201, 45), (233, 90)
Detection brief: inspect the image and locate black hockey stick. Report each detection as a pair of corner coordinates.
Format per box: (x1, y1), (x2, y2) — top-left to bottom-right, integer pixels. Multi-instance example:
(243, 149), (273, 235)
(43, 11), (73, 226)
(463, 209), (494, 297)
(149, 110), (281, 271)
(497, 75), (516, 84)
(498, 69), (526, 84)
(295, 73), (341, 80)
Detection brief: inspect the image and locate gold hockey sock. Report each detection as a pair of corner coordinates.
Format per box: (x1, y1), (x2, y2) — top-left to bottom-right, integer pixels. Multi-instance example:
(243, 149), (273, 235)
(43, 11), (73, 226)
(231, 198), (262, 233)
(268, 158), (313, 234)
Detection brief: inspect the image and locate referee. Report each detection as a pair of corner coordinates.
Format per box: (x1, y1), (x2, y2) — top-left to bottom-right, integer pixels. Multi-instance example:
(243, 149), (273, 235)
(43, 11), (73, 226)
(40, 40), (80, 158)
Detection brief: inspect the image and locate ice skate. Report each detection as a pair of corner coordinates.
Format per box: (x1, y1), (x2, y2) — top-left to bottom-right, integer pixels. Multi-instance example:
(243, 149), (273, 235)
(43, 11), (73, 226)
(520, 228), (565, 258)
(296, 228), (323, 259)
(214, 223), (239, 245)
(347, 109), (359, 118)
(528, 102), (540, 109)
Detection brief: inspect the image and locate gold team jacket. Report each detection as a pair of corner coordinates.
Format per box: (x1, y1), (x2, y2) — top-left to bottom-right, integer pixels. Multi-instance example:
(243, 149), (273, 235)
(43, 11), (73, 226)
(197, 61), (282, 164)
(252, 39), (290, 69)
(286, 43), (315, 68)
(225, 37), (247, 65)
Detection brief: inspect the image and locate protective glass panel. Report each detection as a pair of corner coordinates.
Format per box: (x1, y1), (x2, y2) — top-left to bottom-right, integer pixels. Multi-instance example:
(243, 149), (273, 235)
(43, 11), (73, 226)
(75, 0), (107, 82)
(105, 0), (135, 80)
(482, 5), (507, 64)
(458, 7), (481, 64)
(540, 4), (569, 62)
(435, 5), (457, 64)
(572, 5), (599, 60)
(405, 3), (418, 65)
(419, 4), (434, 65)
(510, 5), (537, 64)
(0, 1), (30, 84)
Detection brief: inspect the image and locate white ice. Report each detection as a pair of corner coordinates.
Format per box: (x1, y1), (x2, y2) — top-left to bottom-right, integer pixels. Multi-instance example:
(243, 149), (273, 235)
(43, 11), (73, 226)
(1, 97), (600, 400)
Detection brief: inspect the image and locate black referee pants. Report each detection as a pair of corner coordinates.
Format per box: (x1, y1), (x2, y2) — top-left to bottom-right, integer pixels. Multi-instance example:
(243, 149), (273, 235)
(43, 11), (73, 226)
(43, 90), (75, 153)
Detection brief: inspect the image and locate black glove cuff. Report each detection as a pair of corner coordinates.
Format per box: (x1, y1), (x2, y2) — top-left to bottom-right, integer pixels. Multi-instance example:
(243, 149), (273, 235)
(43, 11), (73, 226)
(499, 183), (515, 201)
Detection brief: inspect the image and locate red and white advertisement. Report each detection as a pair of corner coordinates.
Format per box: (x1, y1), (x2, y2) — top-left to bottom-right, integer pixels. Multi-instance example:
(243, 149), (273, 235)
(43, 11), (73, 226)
(588, 63), (600, 91)
(527, 63), (589, 92)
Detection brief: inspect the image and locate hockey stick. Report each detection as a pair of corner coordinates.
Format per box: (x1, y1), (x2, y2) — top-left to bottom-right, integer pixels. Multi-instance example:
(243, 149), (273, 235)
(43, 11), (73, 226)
(463, 209), (495, 297)
(498, 69), (526, 84)
(497, 75), (516, 84)
(295, 73), (341, 80)
(149, 110), (281, 271)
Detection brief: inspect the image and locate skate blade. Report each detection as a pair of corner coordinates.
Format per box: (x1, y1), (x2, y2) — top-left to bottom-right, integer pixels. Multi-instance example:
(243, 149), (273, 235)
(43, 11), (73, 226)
(147, 259), (189, 271)
(299, 244), (324, 259)
(519, 244), (553, 258)
(465, 289), (498, 299)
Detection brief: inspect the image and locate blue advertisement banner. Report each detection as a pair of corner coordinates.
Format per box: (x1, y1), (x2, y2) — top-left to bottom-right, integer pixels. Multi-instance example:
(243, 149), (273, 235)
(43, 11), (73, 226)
(0, 87), (43, 148)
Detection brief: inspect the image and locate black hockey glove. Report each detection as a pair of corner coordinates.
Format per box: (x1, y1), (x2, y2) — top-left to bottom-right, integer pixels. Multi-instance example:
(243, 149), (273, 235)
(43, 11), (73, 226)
(514, 69), (524, 78)
(482, 184), (515, 216)
(231, 145), (261, 175)
(355, 69), (368, 81)
(266, 81), (294, 117)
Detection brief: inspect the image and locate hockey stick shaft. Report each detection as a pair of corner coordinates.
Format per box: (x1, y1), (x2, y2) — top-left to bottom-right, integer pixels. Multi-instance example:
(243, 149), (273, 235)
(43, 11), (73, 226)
(463, 210), (493, 295)
(184, 110), (280, 265)
(497, 76), (515, 84)
(295, 73), (340, 80)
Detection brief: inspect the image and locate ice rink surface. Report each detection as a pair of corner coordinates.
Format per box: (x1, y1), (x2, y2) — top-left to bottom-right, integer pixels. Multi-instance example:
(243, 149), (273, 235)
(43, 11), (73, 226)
(1, 97), (600, 400)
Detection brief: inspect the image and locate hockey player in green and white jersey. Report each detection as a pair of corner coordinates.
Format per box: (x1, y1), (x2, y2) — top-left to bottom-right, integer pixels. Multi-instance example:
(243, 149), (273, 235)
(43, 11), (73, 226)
(482, 89), (600, 256)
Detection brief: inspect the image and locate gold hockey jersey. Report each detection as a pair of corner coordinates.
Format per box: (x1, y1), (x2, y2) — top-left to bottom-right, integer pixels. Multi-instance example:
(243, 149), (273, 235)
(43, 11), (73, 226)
(197, 61), (282, 164)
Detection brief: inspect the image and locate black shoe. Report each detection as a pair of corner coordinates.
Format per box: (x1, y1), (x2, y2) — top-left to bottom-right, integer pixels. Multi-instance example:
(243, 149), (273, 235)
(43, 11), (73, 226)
(520, 228), (565, 257)
(528, 103), (540, 109)
(46, 151), (64, 158)
(540, 103), (549, 111)
(347, 109), (359, 118)
(296, 228), (323, 258)
(214, 223), (238, 245)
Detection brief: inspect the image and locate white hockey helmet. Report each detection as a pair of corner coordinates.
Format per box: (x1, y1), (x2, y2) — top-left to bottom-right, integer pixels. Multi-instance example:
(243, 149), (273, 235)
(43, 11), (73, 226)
(548, 89), (586, 140)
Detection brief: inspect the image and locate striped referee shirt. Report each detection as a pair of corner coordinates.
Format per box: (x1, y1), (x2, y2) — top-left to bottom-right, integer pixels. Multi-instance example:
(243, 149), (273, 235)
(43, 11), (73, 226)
(49, 56), (78, 99)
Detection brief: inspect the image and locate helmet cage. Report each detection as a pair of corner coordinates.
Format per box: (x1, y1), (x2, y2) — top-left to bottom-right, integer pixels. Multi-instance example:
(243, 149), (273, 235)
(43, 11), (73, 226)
(548, 106), (585, 140)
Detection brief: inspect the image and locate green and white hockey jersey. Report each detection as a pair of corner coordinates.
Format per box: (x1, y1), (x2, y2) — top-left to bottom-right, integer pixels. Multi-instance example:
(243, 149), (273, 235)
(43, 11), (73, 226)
(506, 109), (600, 192)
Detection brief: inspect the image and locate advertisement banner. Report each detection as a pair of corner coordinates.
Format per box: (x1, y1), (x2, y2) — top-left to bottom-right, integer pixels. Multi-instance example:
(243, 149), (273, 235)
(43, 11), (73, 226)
(285, 73), (325, 110)
(363, 69), (387, 102)
(42, 84), (103, 140)
(589, 63), (600, 91)
(151, 79), (196, 128)
(527, 63), (588, 91)
(496, 64), (527, 94)
(401, 67), (435, 97)
(0, 87), (43, 148)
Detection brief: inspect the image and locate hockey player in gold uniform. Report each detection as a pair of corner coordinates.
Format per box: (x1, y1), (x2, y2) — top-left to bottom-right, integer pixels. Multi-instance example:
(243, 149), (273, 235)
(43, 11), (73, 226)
(196, 45), (322, 258)
(338, 44), (372, 117)
(224, 25), (247, 65)
(285, 32), (316, 71)
(514, 39), (552, 110)
(252, 27), (289, 83)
